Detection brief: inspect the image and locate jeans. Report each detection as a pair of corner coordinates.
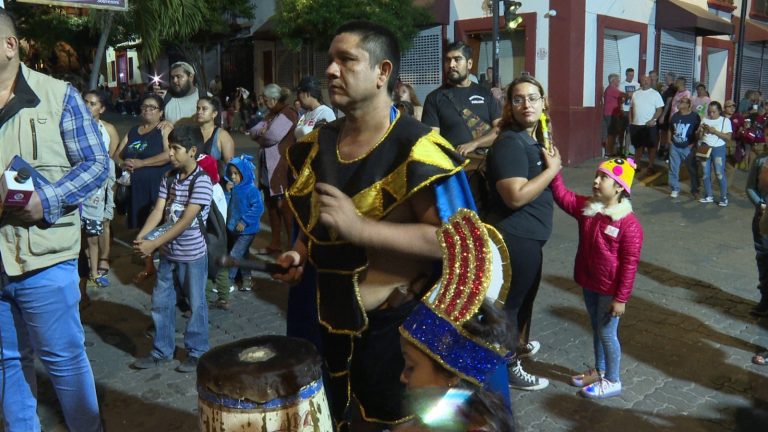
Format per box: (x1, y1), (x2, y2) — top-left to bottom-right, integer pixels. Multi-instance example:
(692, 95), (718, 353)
(0, 260), (102, 432)
(583, 288), (622, 383)
(753, 210), (768, 296)
(227, 232), (255, 283)
(152, 255), (209, 359)
(701, 145), (727, 201)
(669, 145), (698, 193)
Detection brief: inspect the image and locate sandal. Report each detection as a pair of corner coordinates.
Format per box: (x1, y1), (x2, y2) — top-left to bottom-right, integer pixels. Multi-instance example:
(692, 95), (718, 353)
(132, 270), (155, 284)
(93, 274), (109, 288)
(752, 351), (768, 366)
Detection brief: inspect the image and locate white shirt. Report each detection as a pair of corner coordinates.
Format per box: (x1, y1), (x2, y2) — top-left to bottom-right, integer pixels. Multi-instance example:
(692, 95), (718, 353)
(619, 80), (639, 112)
(295, 105), (336, 139)
(630, 88), (665, 125)
(701, 116), (732, 147)
(164, 91), (199, 124)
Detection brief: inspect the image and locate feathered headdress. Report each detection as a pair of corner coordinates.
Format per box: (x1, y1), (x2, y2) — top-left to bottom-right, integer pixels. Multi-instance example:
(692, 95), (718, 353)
(400, 209), (511, 394)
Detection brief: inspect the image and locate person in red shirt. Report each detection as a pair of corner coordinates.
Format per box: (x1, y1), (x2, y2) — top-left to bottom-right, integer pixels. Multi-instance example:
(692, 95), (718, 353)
(603, 73), (625, 157)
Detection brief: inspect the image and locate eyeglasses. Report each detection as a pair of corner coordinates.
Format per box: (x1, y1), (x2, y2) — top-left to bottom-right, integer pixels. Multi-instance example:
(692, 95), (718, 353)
(511, 94), (542, 106)
(140, 105), (160, 111)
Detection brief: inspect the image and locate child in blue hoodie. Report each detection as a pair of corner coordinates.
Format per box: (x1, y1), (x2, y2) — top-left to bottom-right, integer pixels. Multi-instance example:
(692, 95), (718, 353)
(225, 154), (264, 291)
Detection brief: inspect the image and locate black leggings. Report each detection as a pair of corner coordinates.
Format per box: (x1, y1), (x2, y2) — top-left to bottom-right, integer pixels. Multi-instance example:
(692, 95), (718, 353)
(500, 231), (546, 352)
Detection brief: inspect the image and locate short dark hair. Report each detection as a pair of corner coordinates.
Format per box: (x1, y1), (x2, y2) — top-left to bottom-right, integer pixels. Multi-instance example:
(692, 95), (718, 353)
(83, 89), (106, 106)
(334, 20), (400, 95)
(626, 68), (634, 74)
(168, 125), (203, 151)
(0, 8), (18, 37)
(143, 93), (165, 111)
(446, 41), (473, 61)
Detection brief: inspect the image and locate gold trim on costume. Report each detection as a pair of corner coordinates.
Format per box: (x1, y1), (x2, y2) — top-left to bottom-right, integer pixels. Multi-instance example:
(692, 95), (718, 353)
(335, 110), (402, 163)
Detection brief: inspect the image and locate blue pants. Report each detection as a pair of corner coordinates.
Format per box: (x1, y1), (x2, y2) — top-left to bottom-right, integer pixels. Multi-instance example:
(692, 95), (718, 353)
(152, 255), (209, 359)
(669, 145), (698, 193)
(701, 145), (727, 201)
(583, 288), (622, 383)
(227, 232), (255, 283)
(0, 260), (102, 432)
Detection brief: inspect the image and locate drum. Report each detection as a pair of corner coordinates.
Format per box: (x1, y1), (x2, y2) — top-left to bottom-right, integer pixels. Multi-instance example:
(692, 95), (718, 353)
(197, 336), (333, 431)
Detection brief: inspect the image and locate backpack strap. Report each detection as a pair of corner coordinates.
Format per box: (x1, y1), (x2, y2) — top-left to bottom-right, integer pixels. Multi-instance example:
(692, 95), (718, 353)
(443, 89), (493, 140)
(185, 169), (209, 244)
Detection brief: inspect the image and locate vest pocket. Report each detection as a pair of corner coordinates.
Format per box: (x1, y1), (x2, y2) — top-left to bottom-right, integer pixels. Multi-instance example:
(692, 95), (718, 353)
(28, 212), (79, 256)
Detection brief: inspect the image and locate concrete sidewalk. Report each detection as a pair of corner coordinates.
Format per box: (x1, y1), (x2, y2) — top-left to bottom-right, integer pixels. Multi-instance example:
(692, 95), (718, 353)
(28, 113), (768, 431)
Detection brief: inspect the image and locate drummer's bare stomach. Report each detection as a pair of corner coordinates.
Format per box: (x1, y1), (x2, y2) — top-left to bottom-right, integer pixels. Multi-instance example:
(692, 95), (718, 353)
(359, 250), (434, 311)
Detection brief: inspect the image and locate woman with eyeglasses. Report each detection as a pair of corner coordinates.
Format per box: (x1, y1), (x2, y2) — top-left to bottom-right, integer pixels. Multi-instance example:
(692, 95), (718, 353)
(115, 93), (173, 282)
(485, 75), (561, 392)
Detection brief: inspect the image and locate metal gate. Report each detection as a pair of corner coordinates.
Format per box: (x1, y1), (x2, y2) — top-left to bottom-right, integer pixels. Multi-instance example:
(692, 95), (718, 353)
(659, 30), (695, 91)
(399, 26), (443, 103)
(603, 34), (621, 85)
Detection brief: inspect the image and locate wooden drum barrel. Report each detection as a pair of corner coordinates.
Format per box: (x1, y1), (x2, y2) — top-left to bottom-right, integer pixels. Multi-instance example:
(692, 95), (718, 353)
(197, 335), (333, 431)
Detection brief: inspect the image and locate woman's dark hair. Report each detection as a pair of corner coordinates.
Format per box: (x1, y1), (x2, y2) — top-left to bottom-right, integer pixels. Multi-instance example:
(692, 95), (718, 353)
(297, 76), (324, 104)
(143, 93), (164, 111)
(83, 89), (106, 106)
(198, 95), (222, 114)
(459, 383), (517, 432)
(398, 83), (422, 106)
(396, 100), (414, 116)
(499, 75), (548, 144)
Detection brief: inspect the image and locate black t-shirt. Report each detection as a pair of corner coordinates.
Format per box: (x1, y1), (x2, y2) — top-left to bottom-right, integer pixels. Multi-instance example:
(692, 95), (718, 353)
(670, 111), (701, 147)
(422, 83), (501, 147)
(485, 129), (553, 241)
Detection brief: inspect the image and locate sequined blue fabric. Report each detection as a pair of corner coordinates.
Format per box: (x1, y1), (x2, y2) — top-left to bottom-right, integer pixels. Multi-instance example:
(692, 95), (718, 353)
(401, 303), (505, 385)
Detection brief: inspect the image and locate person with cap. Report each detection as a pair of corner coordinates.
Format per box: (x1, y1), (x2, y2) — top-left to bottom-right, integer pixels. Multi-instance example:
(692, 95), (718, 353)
(294, 75), (336, 139)
(155, 61), (207, 124)
(398, 209), (516, 431)
(546, 153), (644, 399)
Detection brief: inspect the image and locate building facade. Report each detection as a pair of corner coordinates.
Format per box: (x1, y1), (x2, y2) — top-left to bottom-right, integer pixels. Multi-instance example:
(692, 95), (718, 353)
(235, 0), (768, 164)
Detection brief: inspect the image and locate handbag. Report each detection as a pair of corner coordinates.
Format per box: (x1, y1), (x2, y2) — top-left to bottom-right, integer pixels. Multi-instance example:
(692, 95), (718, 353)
(697, 118), (725, 160)
(696, 143), (712, 160)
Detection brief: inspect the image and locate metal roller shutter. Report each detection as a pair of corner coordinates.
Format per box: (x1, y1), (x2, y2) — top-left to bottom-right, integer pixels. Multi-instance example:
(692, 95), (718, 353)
(399, 26), (442, 103)
(659, 30), (695, 92)
(739, 42), (768, 99)
(603, 34), (621, 85)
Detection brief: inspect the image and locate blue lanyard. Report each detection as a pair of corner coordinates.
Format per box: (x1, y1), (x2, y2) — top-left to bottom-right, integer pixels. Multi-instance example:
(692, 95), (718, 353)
(390, 105), (398, 123)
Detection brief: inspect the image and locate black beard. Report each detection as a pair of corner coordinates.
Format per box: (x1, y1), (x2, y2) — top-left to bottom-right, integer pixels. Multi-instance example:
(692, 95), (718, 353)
(169, 82), (193, 98)
(447, 71), (468, 85)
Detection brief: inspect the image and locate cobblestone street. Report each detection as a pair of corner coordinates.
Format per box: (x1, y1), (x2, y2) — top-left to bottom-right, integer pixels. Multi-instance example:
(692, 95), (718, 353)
(30, 113), (768, 431)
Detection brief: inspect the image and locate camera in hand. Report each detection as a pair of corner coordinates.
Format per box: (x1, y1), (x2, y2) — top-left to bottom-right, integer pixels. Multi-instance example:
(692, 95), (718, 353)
(0, 167), (35, 207)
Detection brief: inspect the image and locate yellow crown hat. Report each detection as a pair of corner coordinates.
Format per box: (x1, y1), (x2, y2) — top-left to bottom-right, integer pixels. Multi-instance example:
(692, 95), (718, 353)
(597, 157), (636, 194)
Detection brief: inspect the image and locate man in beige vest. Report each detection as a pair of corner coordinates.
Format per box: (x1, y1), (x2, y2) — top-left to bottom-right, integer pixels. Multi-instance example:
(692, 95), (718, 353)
(0, 8), (107, 431)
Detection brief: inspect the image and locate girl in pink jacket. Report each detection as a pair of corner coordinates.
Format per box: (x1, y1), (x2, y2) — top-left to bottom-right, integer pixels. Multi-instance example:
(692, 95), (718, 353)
(546, 154), (644, 399)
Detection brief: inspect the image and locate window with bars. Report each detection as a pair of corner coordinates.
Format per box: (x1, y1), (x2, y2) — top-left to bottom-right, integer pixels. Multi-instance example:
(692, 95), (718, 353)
(659, 30), (695, 92)
(399, 27), (442, 86)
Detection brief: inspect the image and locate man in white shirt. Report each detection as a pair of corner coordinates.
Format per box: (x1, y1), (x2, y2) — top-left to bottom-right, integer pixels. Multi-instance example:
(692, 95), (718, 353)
(630, 74), (665, 174)
(154, 61), (205, 124)
(618, 68), (639, 151)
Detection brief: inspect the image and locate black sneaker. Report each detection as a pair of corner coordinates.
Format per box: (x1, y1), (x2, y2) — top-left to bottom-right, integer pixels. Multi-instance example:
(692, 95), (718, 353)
(176, 356), (199, 373)
(508, 359), (549, 391)
(131, 355), (172, 370)
(750, 296), (768, 317)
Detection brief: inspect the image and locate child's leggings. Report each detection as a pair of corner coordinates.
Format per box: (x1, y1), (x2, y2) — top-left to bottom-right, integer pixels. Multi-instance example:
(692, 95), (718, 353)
(583, 288), (622, 382)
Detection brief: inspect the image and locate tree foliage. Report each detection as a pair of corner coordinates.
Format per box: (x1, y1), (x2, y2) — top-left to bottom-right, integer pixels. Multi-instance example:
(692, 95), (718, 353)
(273, 0), (433, 52)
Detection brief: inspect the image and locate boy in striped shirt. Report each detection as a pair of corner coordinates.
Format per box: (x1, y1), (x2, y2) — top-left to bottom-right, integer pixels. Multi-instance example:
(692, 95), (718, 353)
(132, 125), (214, 373)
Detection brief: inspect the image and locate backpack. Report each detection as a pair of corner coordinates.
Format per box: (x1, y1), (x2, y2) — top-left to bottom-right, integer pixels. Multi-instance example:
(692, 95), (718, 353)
(165, 169), (228, 276)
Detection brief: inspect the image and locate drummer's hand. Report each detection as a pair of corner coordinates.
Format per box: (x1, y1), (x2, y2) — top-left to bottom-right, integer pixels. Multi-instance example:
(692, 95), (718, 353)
(272, 251), (304, 284)
(316, 183), (365, 243)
